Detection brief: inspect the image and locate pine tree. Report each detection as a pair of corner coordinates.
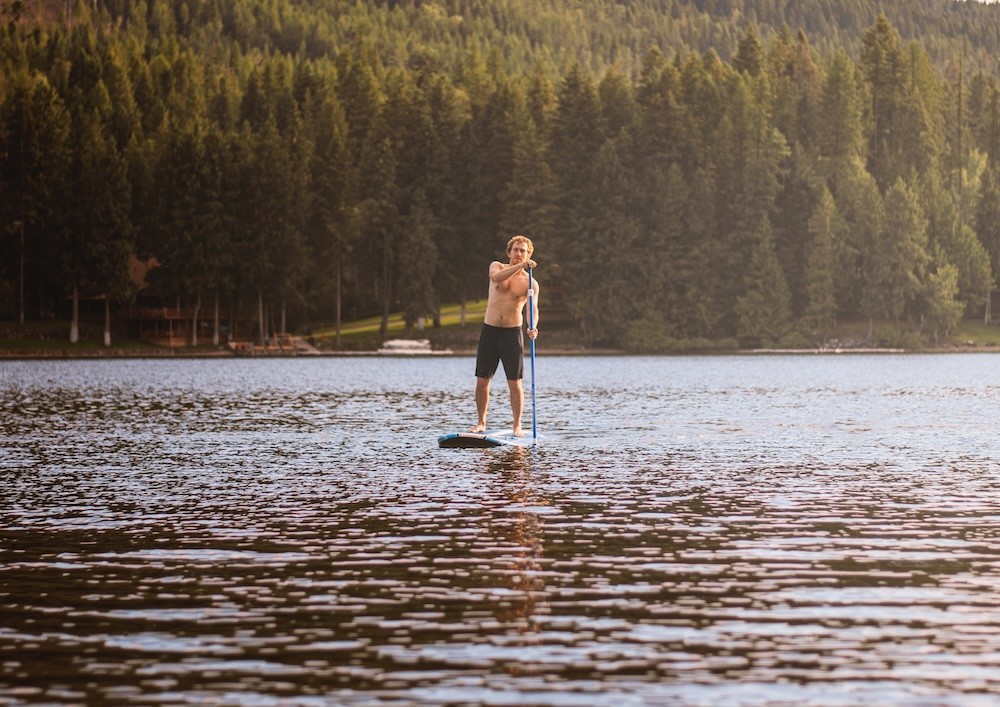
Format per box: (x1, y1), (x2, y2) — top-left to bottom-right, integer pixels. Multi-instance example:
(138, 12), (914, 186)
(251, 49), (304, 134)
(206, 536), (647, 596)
(546, 65), (606, 329)
(67, 110), (135, 346)
(500, 105), (559, 264)
(817, 52), (865, 167)
(0, 70), (71, 324)
(877, 178), (931, 327)
(734, 215), (792, 347)
(802, 187), (839, 343)
(308, 92), (354, 346)
(919, 170), (991, 318)
(922, 251), (963, 343)
(396, 189), (438, 336)
(975, 165), (1000, 321)
(715, 71), (789, 334)
(565, 136), (645, 345)
(356, 112), (399, 337)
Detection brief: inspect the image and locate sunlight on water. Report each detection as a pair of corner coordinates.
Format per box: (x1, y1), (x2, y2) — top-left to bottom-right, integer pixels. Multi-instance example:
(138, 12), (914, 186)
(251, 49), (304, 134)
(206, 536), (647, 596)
(2, 355), (1000, 704)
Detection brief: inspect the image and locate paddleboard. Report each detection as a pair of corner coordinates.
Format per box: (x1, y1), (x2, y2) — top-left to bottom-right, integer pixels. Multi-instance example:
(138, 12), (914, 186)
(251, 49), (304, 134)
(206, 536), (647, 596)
(438, 429), (539, 448)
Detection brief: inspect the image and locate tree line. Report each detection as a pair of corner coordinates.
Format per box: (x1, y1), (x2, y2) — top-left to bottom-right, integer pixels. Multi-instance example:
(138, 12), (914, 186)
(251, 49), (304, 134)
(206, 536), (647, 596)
(5, 1), (1000, 348)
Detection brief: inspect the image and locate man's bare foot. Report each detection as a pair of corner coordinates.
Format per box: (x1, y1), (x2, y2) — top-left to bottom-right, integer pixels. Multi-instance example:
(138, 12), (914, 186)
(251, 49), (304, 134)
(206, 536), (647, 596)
(468, 423), (486, 433)
(512, 427), (523, 437)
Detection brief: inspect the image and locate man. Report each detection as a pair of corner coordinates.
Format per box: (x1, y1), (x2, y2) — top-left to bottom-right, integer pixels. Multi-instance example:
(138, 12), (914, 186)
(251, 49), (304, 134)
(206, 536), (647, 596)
(469, 235), (540, 437)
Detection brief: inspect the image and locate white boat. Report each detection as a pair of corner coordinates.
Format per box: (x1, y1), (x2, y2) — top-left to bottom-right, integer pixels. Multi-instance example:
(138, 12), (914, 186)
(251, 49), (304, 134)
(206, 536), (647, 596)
(377, 339), (452, 355)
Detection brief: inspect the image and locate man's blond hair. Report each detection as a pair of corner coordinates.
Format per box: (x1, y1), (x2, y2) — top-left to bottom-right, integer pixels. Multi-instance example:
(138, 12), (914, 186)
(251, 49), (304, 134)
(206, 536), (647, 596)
(506, 234), (534, 257)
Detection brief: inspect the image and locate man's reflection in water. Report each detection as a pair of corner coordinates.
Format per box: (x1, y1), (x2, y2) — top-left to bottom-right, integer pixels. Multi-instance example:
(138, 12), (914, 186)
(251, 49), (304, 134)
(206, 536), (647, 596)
(484, 446), (549, 673)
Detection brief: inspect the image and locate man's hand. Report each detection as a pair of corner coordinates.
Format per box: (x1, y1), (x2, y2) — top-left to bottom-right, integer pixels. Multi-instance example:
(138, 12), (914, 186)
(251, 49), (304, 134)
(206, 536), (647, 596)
(527, 328), (538, 340)
(524, 259), (537, 270)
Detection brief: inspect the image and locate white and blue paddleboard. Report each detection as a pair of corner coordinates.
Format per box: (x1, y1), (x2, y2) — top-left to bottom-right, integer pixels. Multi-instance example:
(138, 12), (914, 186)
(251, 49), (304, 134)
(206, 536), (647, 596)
(438, 430), (539, 448)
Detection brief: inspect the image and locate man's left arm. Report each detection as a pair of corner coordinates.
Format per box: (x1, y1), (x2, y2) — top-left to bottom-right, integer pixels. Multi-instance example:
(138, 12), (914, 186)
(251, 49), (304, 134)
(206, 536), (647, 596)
(528, 281), (540, 340)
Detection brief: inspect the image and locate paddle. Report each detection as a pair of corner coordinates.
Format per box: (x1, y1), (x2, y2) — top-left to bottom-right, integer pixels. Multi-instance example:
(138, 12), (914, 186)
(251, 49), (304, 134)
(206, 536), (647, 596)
(527, 267), (537, 443)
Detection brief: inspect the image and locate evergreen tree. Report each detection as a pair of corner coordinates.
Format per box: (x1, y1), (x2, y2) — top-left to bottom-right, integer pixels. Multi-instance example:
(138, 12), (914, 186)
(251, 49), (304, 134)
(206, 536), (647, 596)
(715, 71), (789, 334)
(831, 158), (883, 325)
(732, 26), (765, 78)
(396, 189), (438, 336)
(922, 250), (963, 343)
(919, 170), (991, 318)
(65, 109), (135, 346)
(734, 215), (792, 347)
(547, 64), (605, 296)
(876, 178), (931, 327)
(0, 70), (71, 323)
(678, 166), (723, 338)
(356, 112), (399, 337)
(802, 186), (839, 343)
(817, 51), (865, 167)
(860, 15), (914, 190)
(308, 91), (355, 346)
(567, 136), (645, 345)
(500, 105), (559, 314)
(975, 165), (1000, 321)
(447, 79), (516, 316)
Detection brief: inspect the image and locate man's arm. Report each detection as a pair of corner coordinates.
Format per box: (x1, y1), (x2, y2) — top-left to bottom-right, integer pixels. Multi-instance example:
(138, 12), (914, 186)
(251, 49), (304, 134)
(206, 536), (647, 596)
(489, 259), (537, 283)
(527, 281), (540, 340)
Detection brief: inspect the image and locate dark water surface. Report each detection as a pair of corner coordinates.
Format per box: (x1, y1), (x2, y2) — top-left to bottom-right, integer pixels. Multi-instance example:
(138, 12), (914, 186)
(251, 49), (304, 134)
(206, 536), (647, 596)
(2, 354), (1000, 705)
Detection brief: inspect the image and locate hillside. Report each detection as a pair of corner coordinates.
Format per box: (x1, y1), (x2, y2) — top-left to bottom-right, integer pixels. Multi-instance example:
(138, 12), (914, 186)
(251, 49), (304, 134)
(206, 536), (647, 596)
(5, 0), (1000, 352)
(7, 0), (1000, 76)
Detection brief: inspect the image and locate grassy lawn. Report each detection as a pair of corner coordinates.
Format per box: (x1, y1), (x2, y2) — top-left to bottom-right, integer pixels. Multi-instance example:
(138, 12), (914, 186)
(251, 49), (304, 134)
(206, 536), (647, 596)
(0, 321), (172, 353)
(952, 320), (1000, 347)
(5, 310), (1000, 353)
(311, 300), (488, 343)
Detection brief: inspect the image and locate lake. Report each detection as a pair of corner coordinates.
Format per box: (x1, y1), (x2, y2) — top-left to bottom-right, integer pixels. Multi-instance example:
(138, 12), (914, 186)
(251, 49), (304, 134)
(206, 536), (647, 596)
(2, 354), (1000, 704)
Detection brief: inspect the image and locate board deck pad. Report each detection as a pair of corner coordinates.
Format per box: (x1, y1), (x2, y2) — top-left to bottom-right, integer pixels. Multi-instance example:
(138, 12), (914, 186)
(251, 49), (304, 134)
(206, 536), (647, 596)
(438, 429), (539, 448)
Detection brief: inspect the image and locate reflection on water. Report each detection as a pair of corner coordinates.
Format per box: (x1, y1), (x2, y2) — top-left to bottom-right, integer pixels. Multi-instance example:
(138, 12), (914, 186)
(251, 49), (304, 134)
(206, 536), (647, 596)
(3, 355), (1000, 703)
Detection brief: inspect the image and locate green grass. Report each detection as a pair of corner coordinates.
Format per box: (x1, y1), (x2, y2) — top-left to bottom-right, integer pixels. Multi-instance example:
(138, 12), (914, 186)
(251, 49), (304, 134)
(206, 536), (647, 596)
(312, 299), (487, 341)
(0, 320), (165, 352)
(5, 311), (1000, 353)
(952, 320), (1000, 347)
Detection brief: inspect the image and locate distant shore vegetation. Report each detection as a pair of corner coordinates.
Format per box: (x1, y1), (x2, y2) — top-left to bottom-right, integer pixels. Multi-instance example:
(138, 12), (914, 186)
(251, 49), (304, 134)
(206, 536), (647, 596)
(5, 1), (1000, 350)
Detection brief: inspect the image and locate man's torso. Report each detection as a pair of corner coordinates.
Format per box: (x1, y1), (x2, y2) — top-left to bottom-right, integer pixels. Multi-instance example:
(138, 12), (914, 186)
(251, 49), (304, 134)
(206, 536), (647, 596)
(484, 263), (530, 328)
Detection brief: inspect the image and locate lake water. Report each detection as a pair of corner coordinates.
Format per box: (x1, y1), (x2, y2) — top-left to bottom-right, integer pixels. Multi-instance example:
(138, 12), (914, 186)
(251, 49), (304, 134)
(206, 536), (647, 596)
(2, 354), (1000, 705)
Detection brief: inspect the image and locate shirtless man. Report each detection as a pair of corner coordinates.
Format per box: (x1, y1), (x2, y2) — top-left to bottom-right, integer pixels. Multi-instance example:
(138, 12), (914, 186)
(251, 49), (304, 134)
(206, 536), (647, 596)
(469, 235), (540, 436)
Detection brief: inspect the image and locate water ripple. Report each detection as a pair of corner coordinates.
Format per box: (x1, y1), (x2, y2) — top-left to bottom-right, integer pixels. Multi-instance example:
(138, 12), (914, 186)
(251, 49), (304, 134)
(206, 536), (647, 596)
(3, 356), (1000, 703)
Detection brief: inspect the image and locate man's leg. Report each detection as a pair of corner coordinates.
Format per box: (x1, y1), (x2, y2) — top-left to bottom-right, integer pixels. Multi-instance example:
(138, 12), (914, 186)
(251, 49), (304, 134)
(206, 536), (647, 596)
(470, 376), (490, 432)
(507, 378), (524, 436)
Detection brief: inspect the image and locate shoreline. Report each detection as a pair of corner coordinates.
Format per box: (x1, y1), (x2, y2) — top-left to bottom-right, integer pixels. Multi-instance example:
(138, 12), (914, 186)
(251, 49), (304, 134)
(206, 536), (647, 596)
(2, 345), (998, 360)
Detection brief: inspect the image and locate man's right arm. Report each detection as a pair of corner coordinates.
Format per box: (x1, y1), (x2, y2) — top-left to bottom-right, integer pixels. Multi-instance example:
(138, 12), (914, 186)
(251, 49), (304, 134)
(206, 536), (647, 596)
(490, 259), (536, 283)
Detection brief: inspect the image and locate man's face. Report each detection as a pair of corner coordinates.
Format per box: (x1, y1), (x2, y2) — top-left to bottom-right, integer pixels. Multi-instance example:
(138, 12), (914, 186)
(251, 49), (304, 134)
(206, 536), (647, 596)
(509, 243), (530, 263)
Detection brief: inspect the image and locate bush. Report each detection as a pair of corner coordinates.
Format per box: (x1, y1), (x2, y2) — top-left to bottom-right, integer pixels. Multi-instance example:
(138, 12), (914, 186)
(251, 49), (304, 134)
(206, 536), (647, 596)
(622, 318), (739, 353)
(876, 328), (923, 349)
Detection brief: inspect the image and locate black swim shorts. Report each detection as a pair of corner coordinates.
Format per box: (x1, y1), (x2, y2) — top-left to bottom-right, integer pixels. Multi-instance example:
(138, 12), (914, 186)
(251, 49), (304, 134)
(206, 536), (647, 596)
(475, 324), (523, 380)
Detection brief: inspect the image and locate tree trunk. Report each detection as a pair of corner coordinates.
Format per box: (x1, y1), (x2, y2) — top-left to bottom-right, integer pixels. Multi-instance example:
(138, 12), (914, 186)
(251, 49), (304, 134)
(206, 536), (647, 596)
(231, 297), (239, 341)
(258, 290), (266, 347)
(213, 291), (220, 346)
(18, 220), (25, 325)
(191, 292), (201, 346)
(335, 251), (342, 348)
(985, 290), (992, 325)
(380, 234), (391, 337)
(70, 281), (79, 344)
(103, 297), (111, 347)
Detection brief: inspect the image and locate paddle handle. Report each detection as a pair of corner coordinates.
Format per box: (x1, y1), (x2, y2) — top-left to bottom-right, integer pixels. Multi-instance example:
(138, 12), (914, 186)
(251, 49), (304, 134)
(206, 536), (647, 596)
(527, 268), (537, 442)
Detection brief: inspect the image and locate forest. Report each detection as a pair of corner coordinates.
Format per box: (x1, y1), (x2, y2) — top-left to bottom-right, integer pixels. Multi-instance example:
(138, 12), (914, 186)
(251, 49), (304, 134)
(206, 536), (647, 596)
(6, 0), (1000, 349)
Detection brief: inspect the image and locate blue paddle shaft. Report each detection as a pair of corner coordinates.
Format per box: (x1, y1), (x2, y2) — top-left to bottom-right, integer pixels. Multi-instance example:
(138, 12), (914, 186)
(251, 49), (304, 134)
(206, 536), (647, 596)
(527, 268), (537, 441)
